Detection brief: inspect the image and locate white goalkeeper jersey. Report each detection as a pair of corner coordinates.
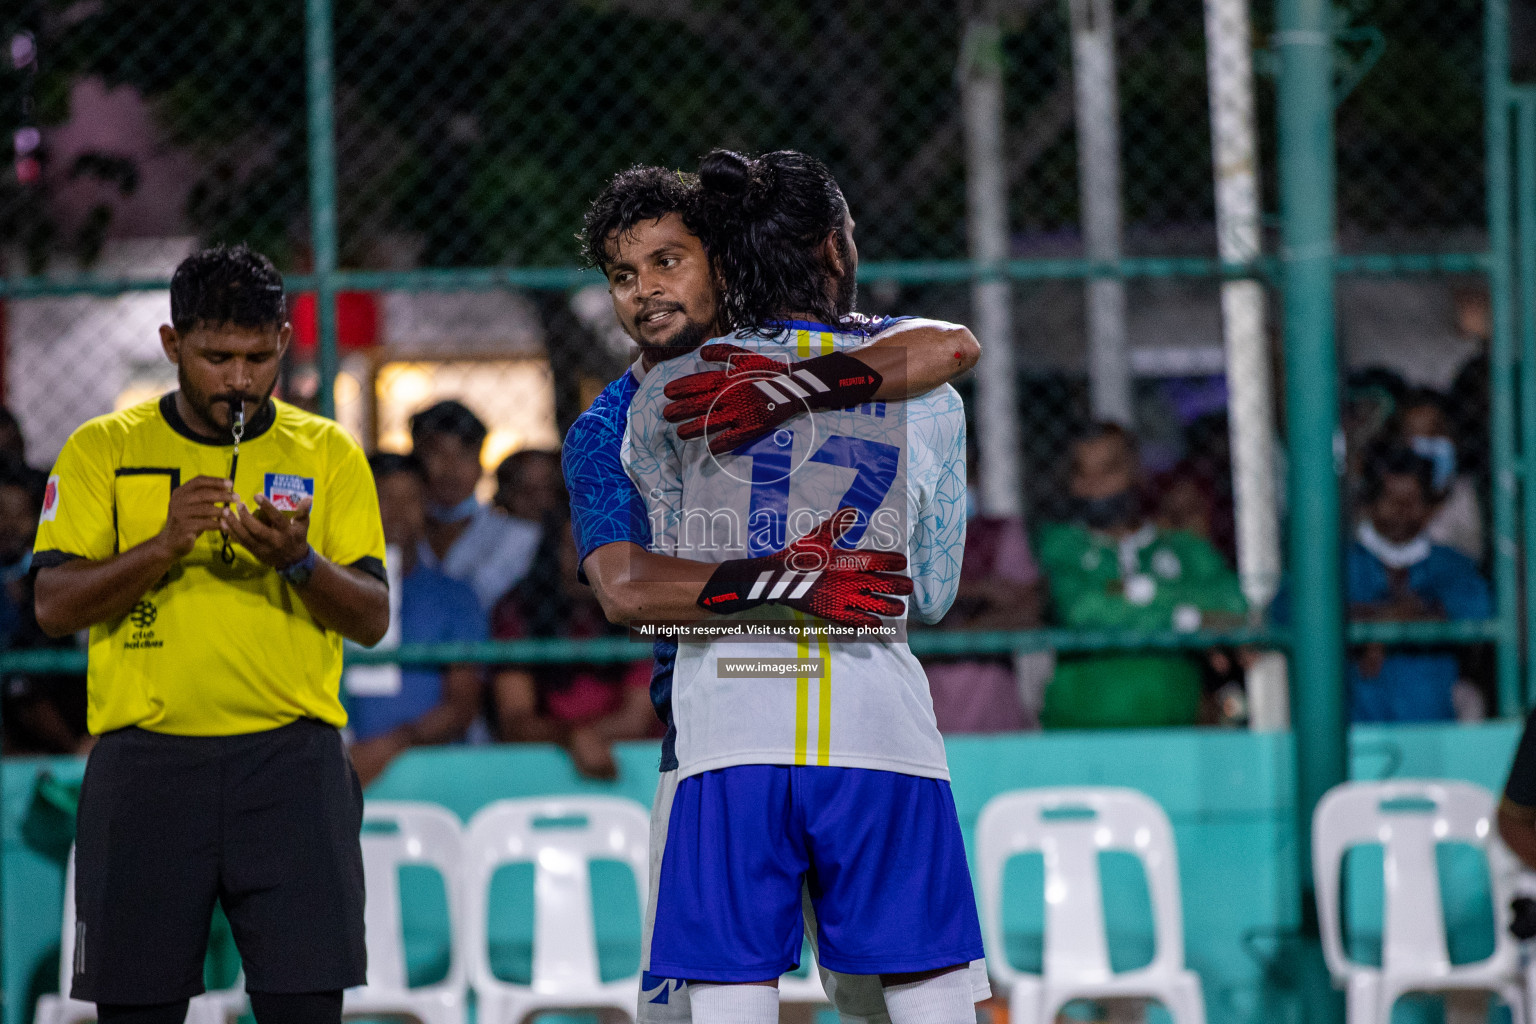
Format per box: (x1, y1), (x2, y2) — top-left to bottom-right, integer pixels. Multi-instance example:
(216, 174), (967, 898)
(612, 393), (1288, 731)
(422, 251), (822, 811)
(621, 318), (967, 780)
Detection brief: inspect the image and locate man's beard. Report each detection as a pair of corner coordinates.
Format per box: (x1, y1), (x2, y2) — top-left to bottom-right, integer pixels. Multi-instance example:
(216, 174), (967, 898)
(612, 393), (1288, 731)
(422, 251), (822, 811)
(636, 314), (712, 365)
(179, 365), (275, 436)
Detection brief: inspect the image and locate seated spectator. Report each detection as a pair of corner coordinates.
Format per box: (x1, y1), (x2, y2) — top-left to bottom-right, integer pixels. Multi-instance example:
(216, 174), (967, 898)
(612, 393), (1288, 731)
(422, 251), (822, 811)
(411, 400), (541, 613)
(491, 519), (658, 780)
(345, 454), (486, 785)
(920, 464), (1043, 732)
(1337, 445), (1490, 722)
(1396, 388), (1484, 562)
(495, 449), (567, 526)
(0, 460), (89, 753)
(1038, 423), (1247, 729)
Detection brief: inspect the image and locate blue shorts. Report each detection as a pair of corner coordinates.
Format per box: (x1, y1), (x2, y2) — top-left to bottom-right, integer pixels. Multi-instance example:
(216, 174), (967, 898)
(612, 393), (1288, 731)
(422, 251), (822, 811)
(646, 765), (984, 981)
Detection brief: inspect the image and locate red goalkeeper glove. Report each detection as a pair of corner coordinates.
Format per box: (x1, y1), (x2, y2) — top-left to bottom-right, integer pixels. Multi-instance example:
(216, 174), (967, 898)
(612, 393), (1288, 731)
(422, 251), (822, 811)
(695, 509), (912, 628)
(663, 343), (883, 455)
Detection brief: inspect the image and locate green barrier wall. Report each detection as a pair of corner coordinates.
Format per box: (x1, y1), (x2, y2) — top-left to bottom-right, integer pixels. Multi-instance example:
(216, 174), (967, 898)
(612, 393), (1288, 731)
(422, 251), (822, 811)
(0, 722), (1519, 1024)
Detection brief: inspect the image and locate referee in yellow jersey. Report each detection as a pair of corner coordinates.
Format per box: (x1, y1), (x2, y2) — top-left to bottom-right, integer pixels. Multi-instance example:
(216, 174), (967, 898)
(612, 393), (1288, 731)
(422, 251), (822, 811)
(33, 245), (388, 1024)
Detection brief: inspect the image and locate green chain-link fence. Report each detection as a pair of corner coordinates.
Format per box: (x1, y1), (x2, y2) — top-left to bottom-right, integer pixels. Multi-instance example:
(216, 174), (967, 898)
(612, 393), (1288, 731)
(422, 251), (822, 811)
(0, 0), (1518, 735)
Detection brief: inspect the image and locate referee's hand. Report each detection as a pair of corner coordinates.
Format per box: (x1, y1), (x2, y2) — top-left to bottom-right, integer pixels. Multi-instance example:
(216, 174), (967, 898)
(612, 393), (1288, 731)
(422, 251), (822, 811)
(158, 476), (234, 559)
(223, 494), (313, 569)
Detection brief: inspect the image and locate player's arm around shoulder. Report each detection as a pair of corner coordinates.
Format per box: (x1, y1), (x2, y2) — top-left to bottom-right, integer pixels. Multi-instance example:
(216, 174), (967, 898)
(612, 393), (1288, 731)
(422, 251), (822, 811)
(859, 317), (979, 399)
(581, 541), (718, 626)
(564, 381), (707, 625)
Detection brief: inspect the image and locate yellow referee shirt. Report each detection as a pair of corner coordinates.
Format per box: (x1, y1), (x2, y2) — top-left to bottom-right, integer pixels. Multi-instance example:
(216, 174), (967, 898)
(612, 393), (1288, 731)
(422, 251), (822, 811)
(33, 395), (386, 737)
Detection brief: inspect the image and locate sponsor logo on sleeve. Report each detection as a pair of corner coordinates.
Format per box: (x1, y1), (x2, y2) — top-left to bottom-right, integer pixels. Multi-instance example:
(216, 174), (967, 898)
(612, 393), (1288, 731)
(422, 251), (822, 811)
(40, 475), (59, 522)
(264, 473), (315, 513)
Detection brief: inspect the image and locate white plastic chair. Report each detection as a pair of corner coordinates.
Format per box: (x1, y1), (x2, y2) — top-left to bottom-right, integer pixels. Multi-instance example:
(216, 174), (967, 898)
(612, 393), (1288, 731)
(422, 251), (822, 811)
(345, 801), (467, 1024)
(464, 797), (651, 1024)
(34, 849), (245, 1024)
(1313, 780), (1526, 1024)
(975, 787), (1206, 1024)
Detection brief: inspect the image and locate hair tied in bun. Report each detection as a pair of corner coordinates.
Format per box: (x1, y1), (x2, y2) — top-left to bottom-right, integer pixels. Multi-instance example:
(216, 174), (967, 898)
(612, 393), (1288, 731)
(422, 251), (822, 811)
(699, 148), (774, 214)
(699, 149), (753, 195)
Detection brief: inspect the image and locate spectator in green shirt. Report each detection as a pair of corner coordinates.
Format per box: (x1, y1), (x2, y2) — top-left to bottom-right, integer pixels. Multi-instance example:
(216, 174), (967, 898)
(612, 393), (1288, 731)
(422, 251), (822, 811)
(1039, 423), (1246, 728)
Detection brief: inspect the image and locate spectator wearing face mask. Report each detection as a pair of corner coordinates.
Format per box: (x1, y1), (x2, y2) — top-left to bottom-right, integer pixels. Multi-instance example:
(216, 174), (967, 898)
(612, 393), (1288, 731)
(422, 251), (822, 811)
(1396, 388), (1483, 563)
(1278, 444), (1490, 723)
(1038, 423), (1247, 729)
(410, 400), (542, 613)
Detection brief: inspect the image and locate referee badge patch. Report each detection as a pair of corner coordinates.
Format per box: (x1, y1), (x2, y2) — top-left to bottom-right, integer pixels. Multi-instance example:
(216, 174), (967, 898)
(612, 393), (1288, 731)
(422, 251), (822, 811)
(40, 475), (59, 522)
(264, 473), (315, 513)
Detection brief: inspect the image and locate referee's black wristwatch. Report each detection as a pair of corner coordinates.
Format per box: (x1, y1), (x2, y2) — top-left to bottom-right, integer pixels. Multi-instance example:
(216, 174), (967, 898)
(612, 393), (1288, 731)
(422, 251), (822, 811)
(279, 545), (318, 588)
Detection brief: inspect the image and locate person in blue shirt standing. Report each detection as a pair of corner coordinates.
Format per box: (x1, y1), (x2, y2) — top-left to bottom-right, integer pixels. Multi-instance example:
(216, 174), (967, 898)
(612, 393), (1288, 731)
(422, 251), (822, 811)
(346, 452), (487, 784)
(1345, 444), (1491, 722)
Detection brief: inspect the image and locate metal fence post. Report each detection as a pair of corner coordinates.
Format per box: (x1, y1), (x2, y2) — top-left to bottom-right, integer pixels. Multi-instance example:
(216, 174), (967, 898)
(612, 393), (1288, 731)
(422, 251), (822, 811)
(305, 0), (341, 419)
(1487, 0), (1522, 716)
(1517, 89), (1535, 713)
(960, 16), (1023, 517)
(1069, 0), (1133, 425)
(1276, 0), (1344, 1017)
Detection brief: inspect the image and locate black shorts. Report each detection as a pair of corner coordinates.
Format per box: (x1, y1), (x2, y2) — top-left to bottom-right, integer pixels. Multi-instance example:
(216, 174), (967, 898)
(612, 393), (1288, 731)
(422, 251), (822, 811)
(72, 718), (366, 1003)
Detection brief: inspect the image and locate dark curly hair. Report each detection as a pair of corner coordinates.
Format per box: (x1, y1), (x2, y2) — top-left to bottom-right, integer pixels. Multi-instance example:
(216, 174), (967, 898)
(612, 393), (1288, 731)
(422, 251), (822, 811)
(579, 165), (701, 272)
(692, 149), (854, 333)
(169, 243), (286, 335)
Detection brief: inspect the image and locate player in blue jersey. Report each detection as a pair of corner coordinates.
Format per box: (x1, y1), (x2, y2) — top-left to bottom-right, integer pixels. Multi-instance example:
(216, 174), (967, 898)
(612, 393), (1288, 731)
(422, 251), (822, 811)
(625, 150), (984, 1024)
(564, 166), (986, 1023)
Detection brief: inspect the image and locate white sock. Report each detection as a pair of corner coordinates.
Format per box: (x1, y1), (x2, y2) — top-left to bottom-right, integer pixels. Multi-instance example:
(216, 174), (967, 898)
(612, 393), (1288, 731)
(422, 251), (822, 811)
(688, 982), (779, 1024)
(882, 969), (977, 1024)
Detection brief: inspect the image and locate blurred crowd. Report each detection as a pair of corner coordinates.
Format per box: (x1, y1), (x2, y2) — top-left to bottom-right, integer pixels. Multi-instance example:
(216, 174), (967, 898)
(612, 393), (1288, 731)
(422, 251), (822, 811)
(0, 357), (1500, 780)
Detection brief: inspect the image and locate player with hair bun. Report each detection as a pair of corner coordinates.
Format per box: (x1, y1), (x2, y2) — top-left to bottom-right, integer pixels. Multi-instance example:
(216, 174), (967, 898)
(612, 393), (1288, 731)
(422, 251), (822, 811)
(566, 164), (987, 1023)
(624, 149), (986, 1024)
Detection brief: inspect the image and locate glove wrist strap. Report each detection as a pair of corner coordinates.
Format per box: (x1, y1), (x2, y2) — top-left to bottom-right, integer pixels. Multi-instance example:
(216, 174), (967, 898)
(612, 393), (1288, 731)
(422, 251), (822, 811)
(697, 558), (770, 614)
(789, 352), (883, 410)
(698, 557), (827, 614)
